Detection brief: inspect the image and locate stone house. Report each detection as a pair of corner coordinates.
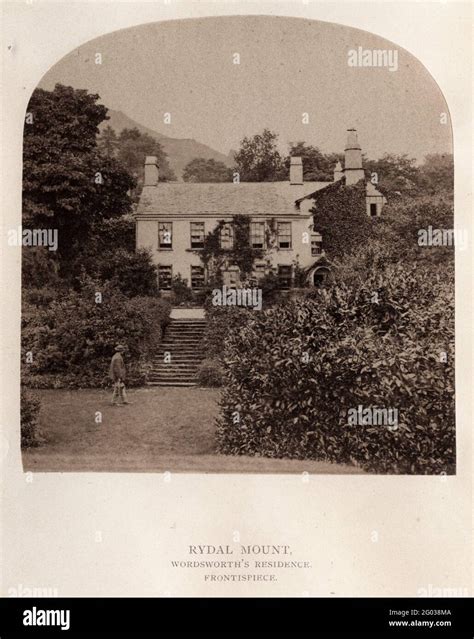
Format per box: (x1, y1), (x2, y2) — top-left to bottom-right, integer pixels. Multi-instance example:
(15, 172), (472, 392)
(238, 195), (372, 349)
(135, 129), (386, 290)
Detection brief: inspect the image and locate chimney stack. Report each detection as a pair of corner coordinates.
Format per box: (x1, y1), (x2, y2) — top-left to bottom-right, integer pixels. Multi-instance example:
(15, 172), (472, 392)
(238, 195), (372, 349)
(333, 160), (344, 181)
(289, 156), (303, 185)
(144, 156), (159, 186)
(343, 129), (365, 185)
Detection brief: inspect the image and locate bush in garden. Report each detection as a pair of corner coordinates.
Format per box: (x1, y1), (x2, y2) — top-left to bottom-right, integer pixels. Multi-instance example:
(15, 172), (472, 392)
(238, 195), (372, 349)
(203, 305), (253, 360)
(21, 278), (171, 388)
(216, 260), (454, 474)
(170, 274), (194, 305)
(20, 387), (42, 447)
(197, 359), (224, 387)
(87, 247), (159, 298)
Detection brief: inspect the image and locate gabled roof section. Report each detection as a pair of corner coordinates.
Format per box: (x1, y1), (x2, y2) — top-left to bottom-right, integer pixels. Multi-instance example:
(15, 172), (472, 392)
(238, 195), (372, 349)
(137, 181), (331, 216)
(295, 176), (347, 206)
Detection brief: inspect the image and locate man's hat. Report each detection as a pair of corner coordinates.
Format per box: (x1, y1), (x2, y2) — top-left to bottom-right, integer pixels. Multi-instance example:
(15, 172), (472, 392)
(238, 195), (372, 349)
(115, 344), (126, 351)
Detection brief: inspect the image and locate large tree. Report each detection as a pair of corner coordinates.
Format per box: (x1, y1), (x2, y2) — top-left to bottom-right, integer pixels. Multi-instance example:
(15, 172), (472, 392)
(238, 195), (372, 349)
(418, 153), (454, 195)
(23, 84), (135, 270)
(281, 142), (342, 181)
(233, 129), (283, 181)
(183, 157), (232, 182)
(363, 154), (421, 196)
(115, 127), (176, 190)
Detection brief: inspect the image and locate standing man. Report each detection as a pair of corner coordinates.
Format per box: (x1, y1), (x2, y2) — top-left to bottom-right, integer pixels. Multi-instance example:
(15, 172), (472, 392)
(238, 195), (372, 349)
(110, 344), (130, 405)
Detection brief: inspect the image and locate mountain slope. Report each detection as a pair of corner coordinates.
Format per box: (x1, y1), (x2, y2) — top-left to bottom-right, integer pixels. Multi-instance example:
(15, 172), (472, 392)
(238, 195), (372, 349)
(100, 109), (234, 178)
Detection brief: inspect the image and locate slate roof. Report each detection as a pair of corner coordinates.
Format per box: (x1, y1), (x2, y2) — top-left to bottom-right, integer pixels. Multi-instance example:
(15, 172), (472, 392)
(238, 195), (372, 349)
(137, 181), (331, 217)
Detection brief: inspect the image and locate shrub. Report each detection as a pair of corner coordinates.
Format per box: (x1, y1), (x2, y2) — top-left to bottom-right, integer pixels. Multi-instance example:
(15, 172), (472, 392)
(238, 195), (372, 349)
(170, 274), (194, 305)
(216, 260), (454, 474)
(20, 388), (42, 447)
(197, 359), (224, 387)
(203, 305), (253, 360)
(21, 278), (171, 388)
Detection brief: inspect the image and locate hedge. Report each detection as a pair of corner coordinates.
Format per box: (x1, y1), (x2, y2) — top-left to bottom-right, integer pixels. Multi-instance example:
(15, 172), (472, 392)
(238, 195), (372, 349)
(21, 388), (42, 447)
(21, 279), (171, 388)
(216, 261), (455, 474)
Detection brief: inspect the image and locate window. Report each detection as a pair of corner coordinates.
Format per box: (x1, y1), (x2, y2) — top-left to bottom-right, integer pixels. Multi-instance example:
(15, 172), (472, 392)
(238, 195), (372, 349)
(191, 265), (205, 289)
(158, 222), (172, 249)
(250, 221), (265, 249)
(277, 222), (292, 249)
(220, 224), (233, 249)
(278, 265), (292, 289)
(370, 203), (378, 217)
(311, 236), (322, 256)
(190, 222), (205, 249)
(158, 265), (172, 290)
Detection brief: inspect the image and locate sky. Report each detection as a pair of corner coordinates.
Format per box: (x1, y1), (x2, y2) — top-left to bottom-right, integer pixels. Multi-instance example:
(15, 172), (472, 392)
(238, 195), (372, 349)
(39, 16), (452, 162)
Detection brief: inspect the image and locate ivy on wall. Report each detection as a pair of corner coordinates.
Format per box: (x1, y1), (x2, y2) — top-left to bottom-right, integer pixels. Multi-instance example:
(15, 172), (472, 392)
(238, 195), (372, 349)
(197, 214), (264, 284)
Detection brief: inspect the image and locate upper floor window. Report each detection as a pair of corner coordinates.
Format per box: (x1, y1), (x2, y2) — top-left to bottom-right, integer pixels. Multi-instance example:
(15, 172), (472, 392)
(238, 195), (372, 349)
(190, 222), (205, 249)
(311, 236), (322, 256)
(220, 223), (233, 250)
(250, 221), (265, 249)
(277, 222), (292, 249)
(158, 222), (172, 249)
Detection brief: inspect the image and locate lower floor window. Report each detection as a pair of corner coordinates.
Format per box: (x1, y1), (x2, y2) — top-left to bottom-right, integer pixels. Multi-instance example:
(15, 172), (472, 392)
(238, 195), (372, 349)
(278, 265), (292, 289)
(191, 265), (205, 289)
(158, 265), (172, 290)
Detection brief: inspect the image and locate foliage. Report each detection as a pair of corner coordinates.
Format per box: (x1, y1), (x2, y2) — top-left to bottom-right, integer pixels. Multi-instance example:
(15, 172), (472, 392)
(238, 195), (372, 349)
(86, 247), (159, 297)
(203, 305), (253, 359)
(418, 153), (453, 195)
(216, 259), (454, 474)
(199, 215), (264, 282)
(281, 142), (342, 181)
(22, 246), (60, 289)
(259, 271), (283, 306)
(311, 181), (373, 259)
(20, 388), (42, 448)
(233, 129), (283, 182)
(21, 278), (170, 388)
(23, 84), (135, 270)
(197, 359), (224, 387)
(183, 157), (233, 182)
(364, 154), (420, 196)
(113, 127), (176, 196)
(170, 274), (194, 305)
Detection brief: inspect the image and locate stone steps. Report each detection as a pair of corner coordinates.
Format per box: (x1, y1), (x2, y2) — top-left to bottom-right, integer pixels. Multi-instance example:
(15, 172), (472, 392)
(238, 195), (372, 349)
(148, 316), (207, 386)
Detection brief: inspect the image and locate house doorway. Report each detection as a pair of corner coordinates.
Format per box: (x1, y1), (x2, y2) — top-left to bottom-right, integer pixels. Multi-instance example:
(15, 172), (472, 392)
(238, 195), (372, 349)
(313, 267), (330, 287)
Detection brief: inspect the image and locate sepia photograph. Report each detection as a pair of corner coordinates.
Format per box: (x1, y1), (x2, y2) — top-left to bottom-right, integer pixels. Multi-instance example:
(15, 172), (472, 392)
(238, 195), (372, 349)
(19, 15), (455, 475)
(2, 0), (472, 620)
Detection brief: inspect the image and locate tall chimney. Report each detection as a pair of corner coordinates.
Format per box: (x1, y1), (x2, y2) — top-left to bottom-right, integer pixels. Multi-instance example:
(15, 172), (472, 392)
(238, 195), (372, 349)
(333, 160), (344, 181)
(144, 156), (159, 186)
(343, 129), (365, 185)
(290, 156), (303, 185)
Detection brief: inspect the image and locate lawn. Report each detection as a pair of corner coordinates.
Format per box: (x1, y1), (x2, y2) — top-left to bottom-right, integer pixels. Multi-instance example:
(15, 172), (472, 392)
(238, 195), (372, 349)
(22, 387), (364, 474)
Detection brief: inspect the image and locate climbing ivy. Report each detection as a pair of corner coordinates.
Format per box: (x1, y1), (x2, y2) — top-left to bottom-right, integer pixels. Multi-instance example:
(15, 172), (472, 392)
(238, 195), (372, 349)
(197, 214), (264, 284)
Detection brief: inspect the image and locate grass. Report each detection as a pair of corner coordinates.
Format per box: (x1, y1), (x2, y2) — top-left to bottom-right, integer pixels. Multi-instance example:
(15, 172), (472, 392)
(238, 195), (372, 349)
(22, 387), (364, 474)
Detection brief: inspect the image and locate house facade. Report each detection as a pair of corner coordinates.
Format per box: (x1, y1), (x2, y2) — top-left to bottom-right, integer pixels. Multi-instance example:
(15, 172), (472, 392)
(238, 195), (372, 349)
(135, 129), (386, 290)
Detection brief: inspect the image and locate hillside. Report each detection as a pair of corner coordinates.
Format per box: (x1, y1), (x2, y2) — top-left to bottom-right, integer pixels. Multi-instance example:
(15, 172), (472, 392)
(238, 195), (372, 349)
(100, 109), (234, 178)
